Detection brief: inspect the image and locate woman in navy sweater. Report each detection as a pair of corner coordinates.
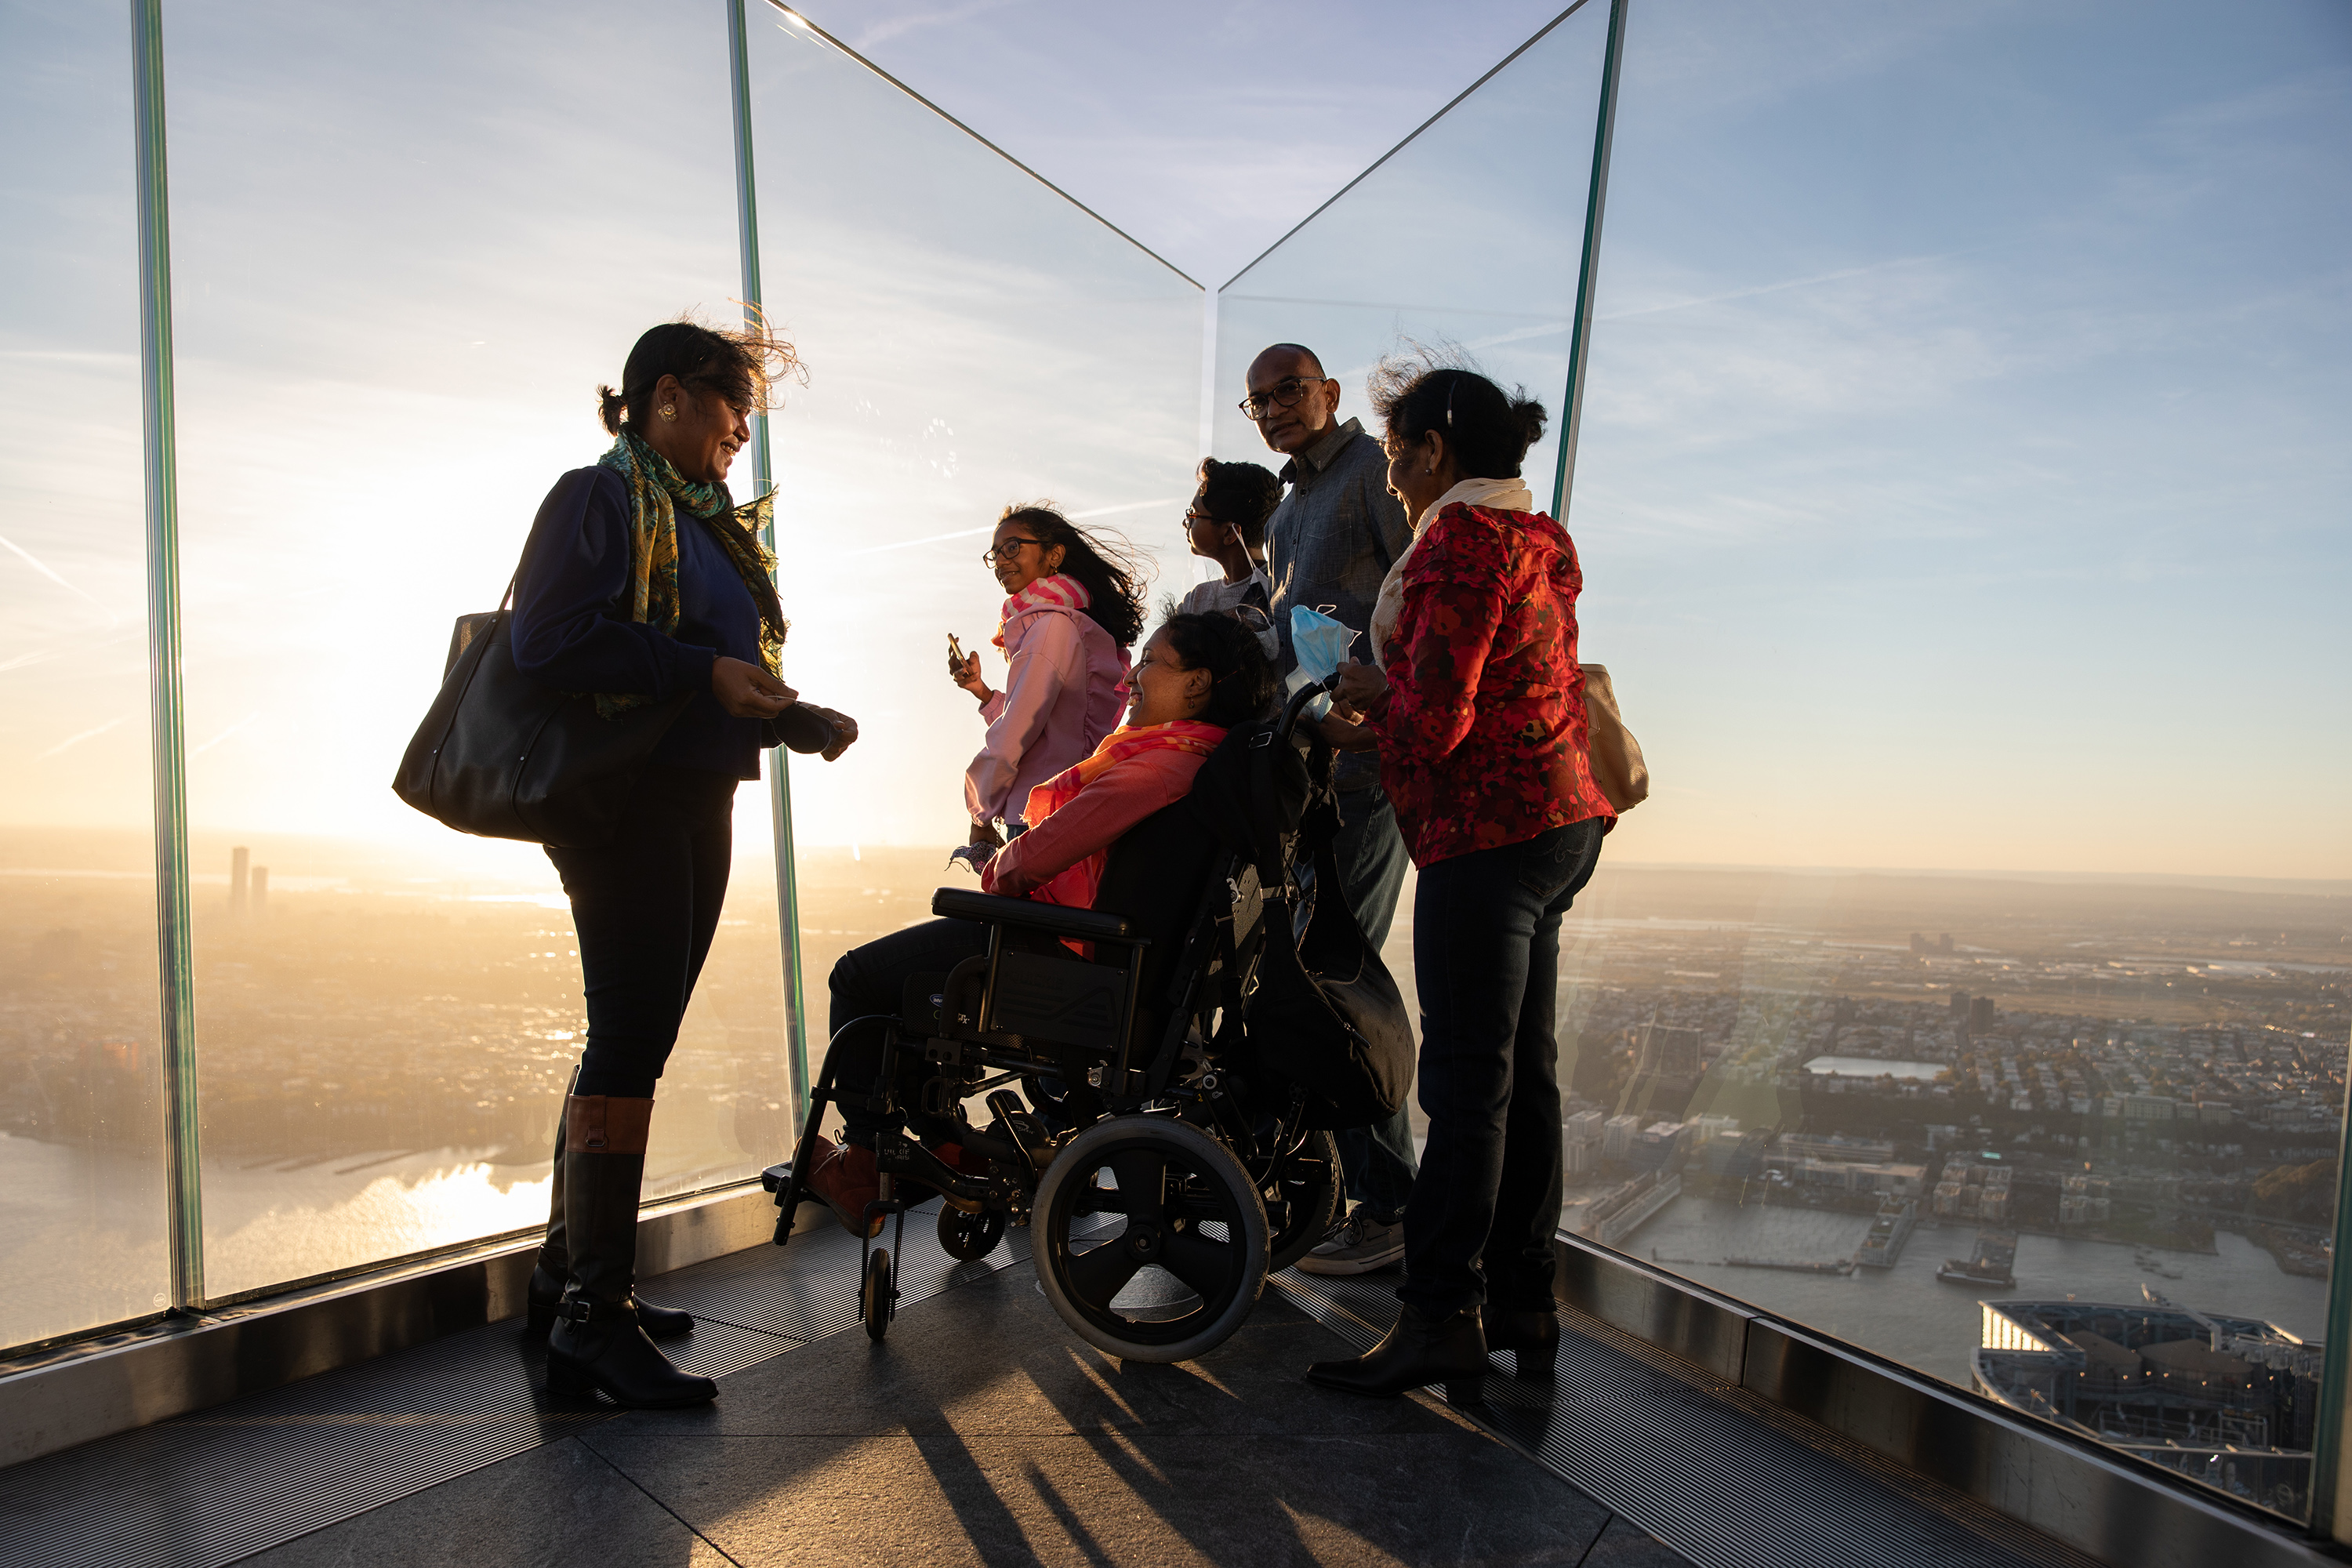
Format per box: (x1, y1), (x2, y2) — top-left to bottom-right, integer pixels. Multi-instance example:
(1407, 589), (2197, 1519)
(510, 320), (856, 1407)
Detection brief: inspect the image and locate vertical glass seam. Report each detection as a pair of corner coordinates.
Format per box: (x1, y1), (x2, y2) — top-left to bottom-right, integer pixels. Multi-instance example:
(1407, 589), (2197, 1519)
(2310, 1073), (2352, 1540)
(1548, 0), (1628, 520)
(130, 0), (204, 1311)
(728, 0), (811, 1132)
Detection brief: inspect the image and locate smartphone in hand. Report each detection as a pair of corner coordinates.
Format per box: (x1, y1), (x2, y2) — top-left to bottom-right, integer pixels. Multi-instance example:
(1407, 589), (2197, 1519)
(948, 633), (966, 665)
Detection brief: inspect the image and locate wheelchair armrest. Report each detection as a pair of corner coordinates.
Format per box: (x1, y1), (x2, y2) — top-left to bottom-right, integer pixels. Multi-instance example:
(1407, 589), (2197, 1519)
(931, 886), (1141, 944)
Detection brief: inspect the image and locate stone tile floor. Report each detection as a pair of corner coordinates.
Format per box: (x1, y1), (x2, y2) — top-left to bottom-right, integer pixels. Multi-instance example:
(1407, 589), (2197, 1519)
(248, 1266), (1684, 1567)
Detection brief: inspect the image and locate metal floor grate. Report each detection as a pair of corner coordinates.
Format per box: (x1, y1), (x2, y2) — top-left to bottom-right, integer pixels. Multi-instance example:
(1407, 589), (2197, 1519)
(1269, 1269), (2107, 1568)
(0, 1207), (1031, 1568)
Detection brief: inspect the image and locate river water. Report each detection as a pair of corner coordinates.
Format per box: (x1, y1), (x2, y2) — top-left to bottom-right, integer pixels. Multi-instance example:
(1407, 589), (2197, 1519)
(1626, 1190), (2329, 1388)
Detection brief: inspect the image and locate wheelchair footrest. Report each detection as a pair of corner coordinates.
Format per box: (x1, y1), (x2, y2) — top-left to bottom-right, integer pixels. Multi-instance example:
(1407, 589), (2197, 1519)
(873, 1133), (997, 1206)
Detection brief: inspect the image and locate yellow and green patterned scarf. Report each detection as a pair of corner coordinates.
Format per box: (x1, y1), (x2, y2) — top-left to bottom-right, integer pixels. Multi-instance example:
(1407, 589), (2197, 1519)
(593, 430), (786, 719)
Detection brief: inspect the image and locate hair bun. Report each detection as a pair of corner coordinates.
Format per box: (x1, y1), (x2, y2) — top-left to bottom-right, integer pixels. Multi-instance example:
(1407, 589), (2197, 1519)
(1366, 347), (1547, 481)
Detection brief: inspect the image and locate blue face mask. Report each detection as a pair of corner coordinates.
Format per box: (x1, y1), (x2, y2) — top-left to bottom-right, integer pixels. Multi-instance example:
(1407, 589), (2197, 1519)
(1284, 605), (1358, 720)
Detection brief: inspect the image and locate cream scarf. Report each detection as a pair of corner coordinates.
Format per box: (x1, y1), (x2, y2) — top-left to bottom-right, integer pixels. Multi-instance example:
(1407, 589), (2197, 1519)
(1367, 475), (1535, 659)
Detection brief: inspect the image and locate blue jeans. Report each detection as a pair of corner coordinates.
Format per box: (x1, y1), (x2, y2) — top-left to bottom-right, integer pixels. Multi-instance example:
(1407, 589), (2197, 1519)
(1399, 818), (1605, 1317)
(1330, 785), (1417, 1218)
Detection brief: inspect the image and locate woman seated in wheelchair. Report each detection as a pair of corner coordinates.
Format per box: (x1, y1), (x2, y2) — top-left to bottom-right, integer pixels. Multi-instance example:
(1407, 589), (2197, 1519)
(803, 612), (1276, 1236)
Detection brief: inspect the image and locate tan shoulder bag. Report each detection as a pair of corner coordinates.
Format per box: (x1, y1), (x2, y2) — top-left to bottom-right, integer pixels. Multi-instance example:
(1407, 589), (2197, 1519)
(1579, 663), (1650, 814)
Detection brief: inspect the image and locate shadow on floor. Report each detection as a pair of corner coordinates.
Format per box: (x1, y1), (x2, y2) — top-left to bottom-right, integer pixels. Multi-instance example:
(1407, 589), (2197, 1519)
(249, 1265), (1650, 1568)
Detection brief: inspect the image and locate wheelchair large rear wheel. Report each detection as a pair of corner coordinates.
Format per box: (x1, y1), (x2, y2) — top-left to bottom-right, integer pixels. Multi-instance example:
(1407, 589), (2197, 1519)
(1034, 1115), (1269, 1364)
(1265, 1127), (1342, 1273)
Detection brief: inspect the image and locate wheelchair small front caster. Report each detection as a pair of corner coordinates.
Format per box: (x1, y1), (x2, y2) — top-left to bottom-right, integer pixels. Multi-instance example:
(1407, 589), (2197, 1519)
(861, 1246), (896, 1341)
(938, 1204), (1007, 1261)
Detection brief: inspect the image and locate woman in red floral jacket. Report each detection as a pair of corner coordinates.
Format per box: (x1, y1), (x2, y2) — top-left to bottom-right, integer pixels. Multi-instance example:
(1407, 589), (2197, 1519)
(1310, 359), (1616, 1401)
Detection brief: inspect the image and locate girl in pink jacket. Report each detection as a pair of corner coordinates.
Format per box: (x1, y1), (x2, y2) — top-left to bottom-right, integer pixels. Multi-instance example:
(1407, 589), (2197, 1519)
(948, 504), (1144, 852)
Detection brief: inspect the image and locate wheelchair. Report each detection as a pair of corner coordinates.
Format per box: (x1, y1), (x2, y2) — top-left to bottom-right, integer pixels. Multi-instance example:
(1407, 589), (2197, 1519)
(763, 685), (1355, 1364)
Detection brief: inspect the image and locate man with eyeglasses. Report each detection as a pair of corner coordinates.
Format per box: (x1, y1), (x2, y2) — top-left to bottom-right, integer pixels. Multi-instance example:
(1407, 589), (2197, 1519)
(1241, 342), (1418, 1277)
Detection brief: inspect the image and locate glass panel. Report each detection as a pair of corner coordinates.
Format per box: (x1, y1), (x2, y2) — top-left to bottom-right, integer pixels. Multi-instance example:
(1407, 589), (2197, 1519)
(1212, 5), (1610, 529)
(1229, 0), (2352, 1524)
(1212, 2), (1612, 1000)
(0, 0), (172, 1349)
(1207, 2), (1613, 1261)
(165, 1), (784, 1299)
(1571, 0), (2351, 1521)
(744, 9), (1203, 994)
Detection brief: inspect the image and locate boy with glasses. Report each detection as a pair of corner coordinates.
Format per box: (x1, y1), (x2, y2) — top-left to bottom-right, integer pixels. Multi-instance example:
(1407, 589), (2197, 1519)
(1240, 342), (1418, 1276)
(1171, 456), (1280, 658)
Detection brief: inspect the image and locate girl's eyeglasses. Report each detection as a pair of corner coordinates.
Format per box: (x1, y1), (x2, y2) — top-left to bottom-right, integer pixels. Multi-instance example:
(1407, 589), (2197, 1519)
(980, 537), (1046, 566)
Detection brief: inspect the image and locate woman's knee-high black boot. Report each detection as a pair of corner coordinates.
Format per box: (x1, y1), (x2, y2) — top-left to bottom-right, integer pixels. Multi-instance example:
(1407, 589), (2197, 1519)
(525, 1082), (694, 1341)
(544, 1095), (716, 1407)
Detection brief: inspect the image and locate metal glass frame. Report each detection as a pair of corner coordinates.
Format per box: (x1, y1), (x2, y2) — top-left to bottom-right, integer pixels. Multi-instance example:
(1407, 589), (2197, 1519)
(130, 0), (202, 1317)
(728, 0), (812, 1135)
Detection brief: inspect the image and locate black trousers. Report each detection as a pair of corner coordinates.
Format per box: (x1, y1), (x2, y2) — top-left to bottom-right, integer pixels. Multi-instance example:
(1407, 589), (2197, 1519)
(546, 767), (738, 1099)
(1399, 818), (1606, 1318)
(825, 916), (992, 1145)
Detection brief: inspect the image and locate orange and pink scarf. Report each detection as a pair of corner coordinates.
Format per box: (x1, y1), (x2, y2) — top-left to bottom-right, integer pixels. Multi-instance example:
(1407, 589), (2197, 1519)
(1020, 720), (1225, 910)
(995, 572), (1089, 649)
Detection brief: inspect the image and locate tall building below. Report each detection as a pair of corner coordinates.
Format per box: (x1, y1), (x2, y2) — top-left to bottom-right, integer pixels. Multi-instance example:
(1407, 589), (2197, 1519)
(1602, 1113), (1642, 1160)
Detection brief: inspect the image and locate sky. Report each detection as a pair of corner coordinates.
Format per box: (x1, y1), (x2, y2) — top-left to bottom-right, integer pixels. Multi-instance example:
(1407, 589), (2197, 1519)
(1, 0), (2347, 880)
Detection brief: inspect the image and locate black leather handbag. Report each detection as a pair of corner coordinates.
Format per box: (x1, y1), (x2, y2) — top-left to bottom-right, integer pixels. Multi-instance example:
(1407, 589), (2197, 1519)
(1189, 720), (1415, 1130)
(1248, 797), (1417, 1131)
(390, 573), (699, 849)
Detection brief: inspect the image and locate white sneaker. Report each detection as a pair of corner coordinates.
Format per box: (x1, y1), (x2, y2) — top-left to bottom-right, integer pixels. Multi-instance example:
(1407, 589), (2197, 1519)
(1296, 1207), (1406, 1276)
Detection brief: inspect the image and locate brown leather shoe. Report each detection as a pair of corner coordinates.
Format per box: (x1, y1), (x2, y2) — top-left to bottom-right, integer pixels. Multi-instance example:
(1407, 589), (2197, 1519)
(804, 1135), (883, 1238)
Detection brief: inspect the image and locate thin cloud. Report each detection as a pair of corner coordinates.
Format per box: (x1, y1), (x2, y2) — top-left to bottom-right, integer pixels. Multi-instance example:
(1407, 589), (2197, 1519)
(0, 532), (118, 623)
(34, 714), (129, 760)
(1599, 250), (1976, 324)
(842, 496), (1181, 557)
(192, 711), (264, 757)
(848, 0), (1029, 53)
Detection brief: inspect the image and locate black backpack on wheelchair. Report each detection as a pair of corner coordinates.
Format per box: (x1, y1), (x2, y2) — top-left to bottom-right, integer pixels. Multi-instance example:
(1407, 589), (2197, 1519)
(764, 684), (1414, 1364)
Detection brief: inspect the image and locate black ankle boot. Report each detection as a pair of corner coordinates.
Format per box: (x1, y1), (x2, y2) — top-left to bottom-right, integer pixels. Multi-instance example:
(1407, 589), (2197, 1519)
(1305, 1305), (1487, 1401)
(546, 1298), (714, 1407)
(1481, 1304), (1559, 1381)
(523, 1084), (695, 1342)
(543, 1095), (714, 1408)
